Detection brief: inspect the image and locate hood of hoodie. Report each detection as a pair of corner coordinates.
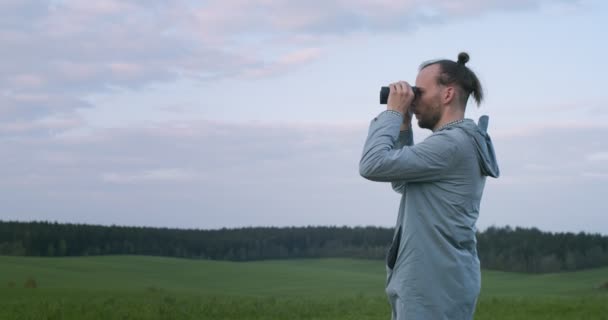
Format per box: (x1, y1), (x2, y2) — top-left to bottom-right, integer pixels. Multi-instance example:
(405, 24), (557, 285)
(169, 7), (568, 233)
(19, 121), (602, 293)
(446, 118), (500, 178)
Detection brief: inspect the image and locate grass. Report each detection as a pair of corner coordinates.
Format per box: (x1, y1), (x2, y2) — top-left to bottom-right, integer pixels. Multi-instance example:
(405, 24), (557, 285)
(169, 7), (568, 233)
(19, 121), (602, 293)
(0, 255), (607, 319)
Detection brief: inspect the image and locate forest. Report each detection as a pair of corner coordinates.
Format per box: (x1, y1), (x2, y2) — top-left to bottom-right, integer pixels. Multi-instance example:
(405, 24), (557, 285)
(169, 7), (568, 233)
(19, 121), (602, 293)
(1, 220), (607, 273)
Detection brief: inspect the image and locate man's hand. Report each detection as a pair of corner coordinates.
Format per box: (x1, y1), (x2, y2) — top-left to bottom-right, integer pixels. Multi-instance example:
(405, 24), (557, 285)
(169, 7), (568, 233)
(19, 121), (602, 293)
(387, 81), (415, 117)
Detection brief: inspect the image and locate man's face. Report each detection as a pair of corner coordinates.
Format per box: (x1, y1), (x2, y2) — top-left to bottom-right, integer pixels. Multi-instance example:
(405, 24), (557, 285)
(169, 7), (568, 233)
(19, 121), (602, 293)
(413, 64), (444, 130)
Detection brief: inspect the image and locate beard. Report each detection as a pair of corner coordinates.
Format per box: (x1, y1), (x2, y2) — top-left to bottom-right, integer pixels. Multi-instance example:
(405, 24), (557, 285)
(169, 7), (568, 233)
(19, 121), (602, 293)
(416, 106), (442, 130)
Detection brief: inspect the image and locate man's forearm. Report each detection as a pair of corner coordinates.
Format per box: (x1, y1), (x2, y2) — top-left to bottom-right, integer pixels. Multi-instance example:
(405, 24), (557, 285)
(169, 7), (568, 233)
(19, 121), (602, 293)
(391, 118), (414, 193)
(397, 115), (413, 147)
(395, 128), (413, 149)
(400, 112), (412, 132)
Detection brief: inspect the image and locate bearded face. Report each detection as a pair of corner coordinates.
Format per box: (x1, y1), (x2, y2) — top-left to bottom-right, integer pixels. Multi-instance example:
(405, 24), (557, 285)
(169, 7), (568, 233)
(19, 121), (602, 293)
(413, 64), (448, 131)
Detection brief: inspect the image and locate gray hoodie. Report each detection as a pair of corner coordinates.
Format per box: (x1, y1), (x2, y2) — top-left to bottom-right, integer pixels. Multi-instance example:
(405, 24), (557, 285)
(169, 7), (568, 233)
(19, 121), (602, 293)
(359, 110), (499, 320)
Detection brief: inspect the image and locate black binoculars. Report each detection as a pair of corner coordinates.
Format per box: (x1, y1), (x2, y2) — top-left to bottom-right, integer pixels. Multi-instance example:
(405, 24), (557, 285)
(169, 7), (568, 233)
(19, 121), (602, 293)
(379, 86), (421, 104)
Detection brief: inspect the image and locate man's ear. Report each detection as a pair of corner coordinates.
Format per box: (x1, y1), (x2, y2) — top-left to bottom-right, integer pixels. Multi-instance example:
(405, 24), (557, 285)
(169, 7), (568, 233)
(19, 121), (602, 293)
(443, 86), (455, 104)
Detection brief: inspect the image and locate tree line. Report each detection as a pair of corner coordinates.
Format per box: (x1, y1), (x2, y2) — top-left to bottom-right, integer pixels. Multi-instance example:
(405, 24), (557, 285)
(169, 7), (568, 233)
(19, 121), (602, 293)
(1, 220), (607, 273)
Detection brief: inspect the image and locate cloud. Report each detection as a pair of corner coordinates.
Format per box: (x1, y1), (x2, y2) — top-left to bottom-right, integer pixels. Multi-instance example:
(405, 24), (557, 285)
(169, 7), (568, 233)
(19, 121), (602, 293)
(101, 168), (204, 184)
(189, 0), (573, 38)
(493, 124), (608, 183)
(0, 92), (90, 136)
(241, 47), (323, 78)
(581, 172), (608, 178)
(0, 118), (373, 228)
(1, 0), (582, 137)
(3, 0), (602, 233)
(586, 151), (608, 162)
(1, 117), (606, 233)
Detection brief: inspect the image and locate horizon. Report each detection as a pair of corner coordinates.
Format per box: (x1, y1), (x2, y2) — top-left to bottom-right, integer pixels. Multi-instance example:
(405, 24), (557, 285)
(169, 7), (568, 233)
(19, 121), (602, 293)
(1, 0), (607, 235)
(3, 219), (607, 236)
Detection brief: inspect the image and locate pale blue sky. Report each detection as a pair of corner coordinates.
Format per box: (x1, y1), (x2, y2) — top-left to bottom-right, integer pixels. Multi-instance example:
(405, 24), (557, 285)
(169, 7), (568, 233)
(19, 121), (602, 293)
(1, 0), (607, 234)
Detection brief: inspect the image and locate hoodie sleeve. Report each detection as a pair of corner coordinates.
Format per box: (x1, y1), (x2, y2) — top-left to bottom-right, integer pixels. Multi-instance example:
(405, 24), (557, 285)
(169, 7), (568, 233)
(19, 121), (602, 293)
(359, 111), (458, 183)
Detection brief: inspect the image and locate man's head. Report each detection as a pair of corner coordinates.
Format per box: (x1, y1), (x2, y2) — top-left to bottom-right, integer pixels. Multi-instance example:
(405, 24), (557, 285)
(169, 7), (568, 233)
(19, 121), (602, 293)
(412, 52), (484, 130)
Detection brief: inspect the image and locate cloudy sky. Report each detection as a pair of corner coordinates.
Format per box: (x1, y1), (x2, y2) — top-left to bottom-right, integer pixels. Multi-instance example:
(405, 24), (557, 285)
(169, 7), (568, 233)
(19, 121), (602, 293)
(1, 0), (607, 234)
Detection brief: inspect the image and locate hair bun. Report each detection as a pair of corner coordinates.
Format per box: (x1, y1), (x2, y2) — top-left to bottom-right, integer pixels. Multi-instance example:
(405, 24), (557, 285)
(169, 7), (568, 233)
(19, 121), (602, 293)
(457, 52), (469, 65)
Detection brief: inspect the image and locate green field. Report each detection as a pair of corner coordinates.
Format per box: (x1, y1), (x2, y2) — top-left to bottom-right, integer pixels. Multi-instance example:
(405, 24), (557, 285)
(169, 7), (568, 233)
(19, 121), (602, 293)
(1, 256), (607, 319)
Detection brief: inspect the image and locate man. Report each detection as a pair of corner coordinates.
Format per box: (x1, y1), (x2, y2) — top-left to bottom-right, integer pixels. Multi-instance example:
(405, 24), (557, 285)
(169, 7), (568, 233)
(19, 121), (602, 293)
(359, 52), (500, 320)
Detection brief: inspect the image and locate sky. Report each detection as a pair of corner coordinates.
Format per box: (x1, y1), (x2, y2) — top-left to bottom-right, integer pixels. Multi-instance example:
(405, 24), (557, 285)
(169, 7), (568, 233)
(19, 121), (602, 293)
(1, 0), (607, 234)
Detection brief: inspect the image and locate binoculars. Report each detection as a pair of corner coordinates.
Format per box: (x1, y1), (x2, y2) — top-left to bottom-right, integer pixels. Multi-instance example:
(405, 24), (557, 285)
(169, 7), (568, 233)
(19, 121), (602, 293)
(379, 86), (421, 104)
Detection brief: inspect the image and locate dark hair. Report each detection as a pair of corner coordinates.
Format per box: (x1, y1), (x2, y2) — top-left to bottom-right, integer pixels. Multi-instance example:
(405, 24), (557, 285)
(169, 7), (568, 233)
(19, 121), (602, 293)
(419, 52), (484, 107)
